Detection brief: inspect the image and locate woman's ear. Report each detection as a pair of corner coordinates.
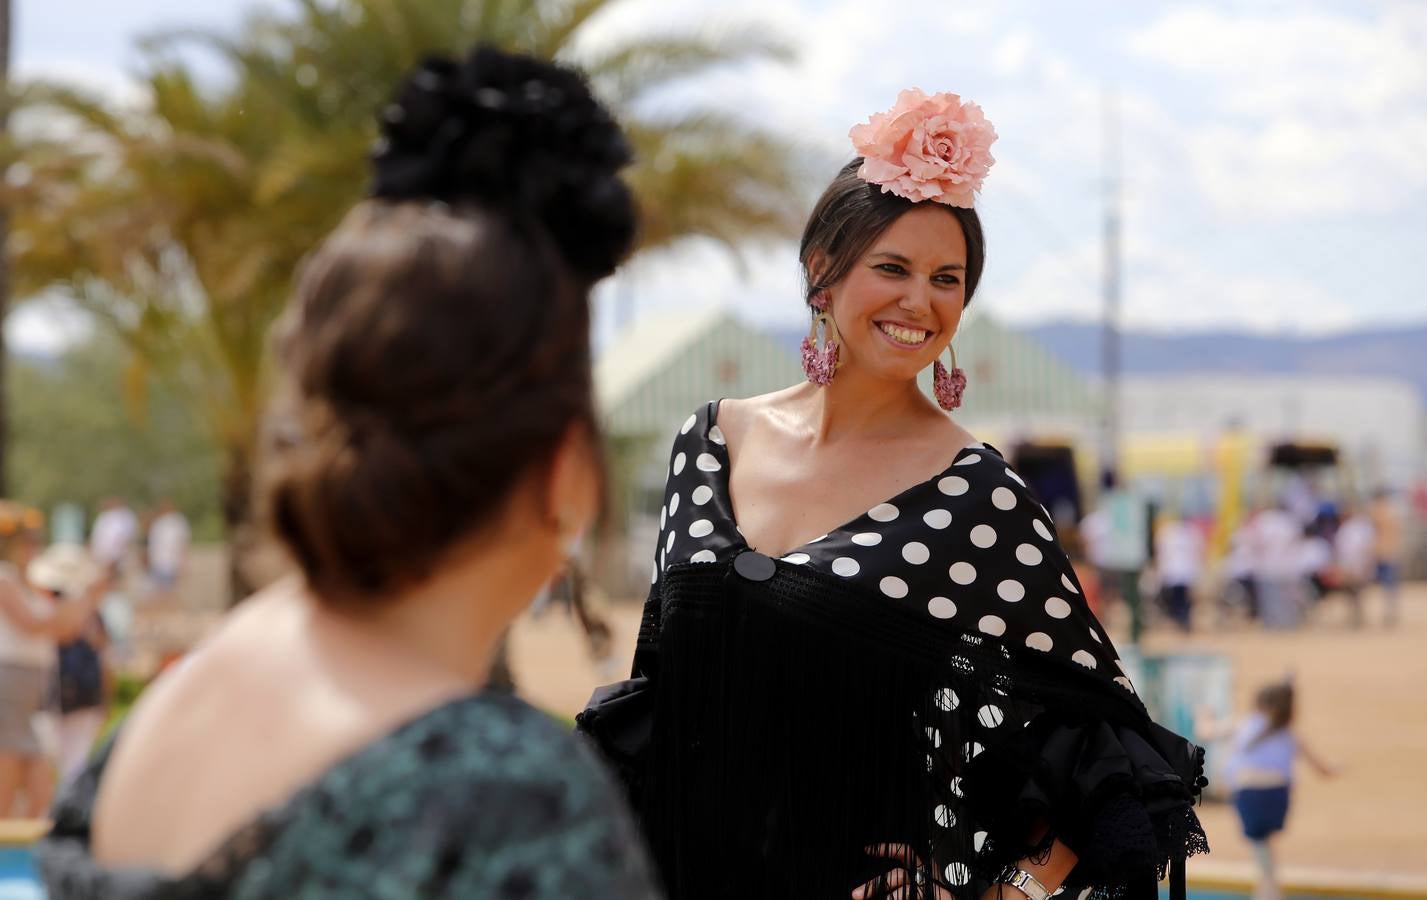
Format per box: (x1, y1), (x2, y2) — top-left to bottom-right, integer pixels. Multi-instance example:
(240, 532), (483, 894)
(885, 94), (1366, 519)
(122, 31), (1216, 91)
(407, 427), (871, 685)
(543, 424), (600, 543)
(805, 249), (831, 296)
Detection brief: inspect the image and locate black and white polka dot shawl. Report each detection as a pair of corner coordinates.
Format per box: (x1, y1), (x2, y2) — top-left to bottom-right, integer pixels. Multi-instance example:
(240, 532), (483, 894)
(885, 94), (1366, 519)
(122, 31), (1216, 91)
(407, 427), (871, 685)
(629, 401), (1207, 900)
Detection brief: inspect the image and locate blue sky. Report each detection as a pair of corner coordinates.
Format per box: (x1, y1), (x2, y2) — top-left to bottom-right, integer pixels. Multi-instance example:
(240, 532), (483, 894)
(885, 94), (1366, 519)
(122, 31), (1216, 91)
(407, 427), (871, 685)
(11, 0), (1427, 352)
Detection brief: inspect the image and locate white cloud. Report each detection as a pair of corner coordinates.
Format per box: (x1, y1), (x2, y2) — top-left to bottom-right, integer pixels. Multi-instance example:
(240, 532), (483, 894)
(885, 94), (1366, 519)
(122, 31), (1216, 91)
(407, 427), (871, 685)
(1127, 4), (1427, 218)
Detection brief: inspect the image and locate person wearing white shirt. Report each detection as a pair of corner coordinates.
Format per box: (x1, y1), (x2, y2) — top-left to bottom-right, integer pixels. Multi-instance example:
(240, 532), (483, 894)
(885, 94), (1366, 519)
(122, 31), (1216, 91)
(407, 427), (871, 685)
(146, 501), (191, 598)
(1155, 517), (1204, 632)
(89, 499), (138, 574)
(1250, 504), (1308, 629)
(1334, 510), (1375, 629)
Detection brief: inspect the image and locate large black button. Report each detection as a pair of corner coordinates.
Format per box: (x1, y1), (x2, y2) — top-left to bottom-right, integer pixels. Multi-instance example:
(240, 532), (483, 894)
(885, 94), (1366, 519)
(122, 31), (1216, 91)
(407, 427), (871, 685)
(733, 550), (776, 582)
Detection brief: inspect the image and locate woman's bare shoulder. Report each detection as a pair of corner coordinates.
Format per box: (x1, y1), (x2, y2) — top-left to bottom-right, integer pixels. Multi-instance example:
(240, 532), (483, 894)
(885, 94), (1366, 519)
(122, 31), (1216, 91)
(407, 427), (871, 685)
(718, 385), (809, 446)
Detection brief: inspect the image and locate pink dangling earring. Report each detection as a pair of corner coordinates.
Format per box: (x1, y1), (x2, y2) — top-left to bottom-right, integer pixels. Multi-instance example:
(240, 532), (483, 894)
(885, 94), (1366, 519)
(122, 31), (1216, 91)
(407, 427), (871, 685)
(933, 343), (967, 411)
(801, 290), (842, 386)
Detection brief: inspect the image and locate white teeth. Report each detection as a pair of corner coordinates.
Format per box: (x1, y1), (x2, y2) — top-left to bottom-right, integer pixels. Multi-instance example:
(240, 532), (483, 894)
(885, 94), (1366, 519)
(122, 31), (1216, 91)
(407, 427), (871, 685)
(879, 322), (929, 345)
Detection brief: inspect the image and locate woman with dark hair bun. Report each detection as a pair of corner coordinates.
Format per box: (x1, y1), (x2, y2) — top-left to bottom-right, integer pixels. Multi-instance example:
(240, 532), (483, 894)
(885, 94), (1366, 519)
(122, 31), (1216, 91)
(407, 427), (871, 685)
(614, 90), (1208, 899)
(38, 47), (662, 900)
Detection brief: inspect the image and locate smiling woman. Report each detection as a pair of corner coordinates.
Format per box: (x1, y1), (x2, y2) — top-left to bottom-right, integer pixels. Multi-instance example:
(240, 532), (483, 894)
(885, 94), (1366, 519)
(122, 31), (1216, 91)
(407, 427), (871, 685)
(592, 89), (1208, 900)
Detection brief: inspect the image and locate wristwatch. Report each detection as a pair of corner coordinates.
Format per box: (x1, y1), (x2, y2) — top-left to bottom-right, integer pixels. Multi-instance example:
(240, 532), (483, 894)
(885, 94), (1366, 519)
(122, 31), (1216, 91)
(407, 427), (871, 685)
(997, 865), (1053, 900)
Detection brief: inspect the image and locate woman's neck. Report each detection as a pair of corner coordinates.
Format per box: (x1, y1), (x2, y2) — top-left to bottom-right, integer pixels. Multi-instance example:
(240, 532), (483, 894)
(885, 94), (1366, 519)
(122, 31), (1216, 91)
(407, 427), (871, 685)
(805, 367), (939, 444)
(310, 535), (551, 687)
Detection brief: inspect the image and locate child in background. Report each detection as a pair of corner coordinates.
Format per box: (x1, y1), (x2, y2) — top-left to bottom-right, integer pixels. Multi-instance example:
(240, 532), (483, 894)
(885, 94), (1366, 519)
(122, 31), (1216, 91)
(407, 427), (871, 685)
(1224, 680), (1340, 900)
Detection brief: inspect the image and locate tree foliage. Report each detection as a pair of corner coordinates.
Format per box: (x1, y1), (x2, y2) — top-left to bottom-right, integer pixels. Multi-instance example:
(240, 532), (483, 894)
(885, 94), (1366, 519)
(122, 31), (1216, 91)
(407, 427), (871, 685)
(3, 0), (804, 595)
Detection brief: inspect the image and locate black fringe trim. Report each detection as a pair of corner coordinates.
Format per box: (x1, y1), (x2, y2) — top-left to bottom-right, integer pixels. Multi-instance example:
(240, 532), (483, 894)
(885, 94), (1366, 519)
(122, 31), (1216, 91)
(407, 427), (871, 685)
(631, 561), (1208, 900)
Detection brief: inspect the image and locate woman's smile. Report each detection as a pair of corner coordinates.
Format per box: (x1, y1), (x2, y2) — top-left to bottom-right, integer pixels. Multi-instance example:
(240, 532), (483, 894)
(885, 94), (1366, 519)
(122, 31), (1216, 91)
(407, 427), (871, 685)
(874, 319), (933, 348)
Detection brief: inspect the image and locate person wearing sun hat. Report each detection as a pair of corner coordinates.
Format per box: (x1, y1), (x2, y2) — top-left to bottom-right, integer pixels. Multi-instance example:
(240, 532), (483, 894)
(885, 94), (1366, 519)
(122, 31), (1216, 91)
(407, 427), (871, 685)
(0, 535), (110, 817)
(607, 89), (1209, 899)
(28, 544), (113, 787)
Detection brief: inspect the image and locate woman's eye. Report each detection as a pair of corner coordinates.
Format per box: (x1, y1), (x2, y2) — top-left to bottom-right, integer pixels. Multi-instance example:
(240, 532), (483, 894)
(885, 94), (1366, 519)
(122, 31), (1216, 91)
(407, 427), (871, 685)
(876, 263), (906, 275)
(934, 275), (962, 286)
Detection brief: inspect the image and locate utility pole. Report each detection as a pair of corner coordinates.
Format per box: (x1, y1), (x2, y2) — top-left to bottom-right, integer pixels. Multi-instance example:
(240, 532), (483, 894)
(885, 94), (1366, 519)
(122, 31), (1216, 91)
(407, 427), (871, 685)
(1100, 87), (1122, 490)
(0, 0), (12, 498)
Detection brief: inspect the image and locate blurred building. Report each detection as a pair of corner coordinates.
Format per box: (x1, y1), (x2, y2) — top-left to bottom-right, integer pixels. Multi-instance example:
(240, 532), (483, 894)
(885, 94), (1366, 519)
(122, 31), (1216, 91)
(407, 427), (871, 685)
(1119, 374), (1425, 491)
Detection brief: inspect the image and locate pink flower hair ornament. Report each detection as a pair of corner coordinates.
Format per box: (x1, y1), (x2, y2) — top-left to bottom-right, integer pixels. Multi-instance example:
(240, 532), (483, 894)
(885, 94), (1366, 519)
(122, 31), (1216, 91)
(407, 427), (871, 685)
(849, 88), (997, 208)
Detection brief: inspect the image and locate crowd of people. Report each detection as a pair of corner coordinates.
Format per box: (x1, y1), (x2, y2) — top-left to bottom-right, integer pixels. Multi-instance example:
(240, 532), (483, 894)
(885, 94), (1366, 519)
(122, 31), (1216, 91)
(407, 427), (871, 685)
(0, 498), (191, 818)
(1077, 480), (1411, 638)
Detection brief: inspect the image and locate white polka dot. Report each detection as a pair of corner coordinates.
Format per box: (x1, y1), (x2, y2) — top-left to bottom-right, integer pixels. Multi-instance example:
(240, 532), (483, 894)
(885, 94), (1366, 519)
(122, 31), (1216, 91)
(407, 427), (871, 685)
(1034, 519), (1053, 541)
(695, 452), (721, 472)
(868, 503), (899, 522)
(782, 552), (810, 565)
(659, 506), (667, 529)
(880, 576), (909, 599)
(1045, 597), (1072, 619)
(690, 549), (717, 563)
(1115, 676), (1135, 692)
(928, 596), (957, 619)
(832, 557), (860, 577)
(902, 542), (930, 565)
(997, 579), (1025, 602)
(963, 741), (985, 760)
(707, 424), (726, 445)
(807, 534), (828, 543)
(1072, 650), (1098, 669)
(692, 485), (713, 505)
(945, 863), (971, 886)
(660, 548), (666, 570)
(978, 615), (1006, 636)
(923, 509), (953, 529)
(934, 804), (956, 828)
(977, 704), (1006, 728)
(954, 455), (980, 467)
(925, 727), (942, 749)
(1062, 573), (1080, 594)
(973, 831), (988, 852)
(668, 493), (680, 515)
(651, 561), (659, 584)
(689, 519), (714, 538)
(1016, 543), (1044, 566)
(1026, 632), (1054, 652)
(992, 487), (1017, 510)
(948, 562), (977, 585)
(672, 452), (686, 475)
(665, 531), (675, 553)
(680, 414), (697, 434)
(851, 532), (882, 547)
(950, 776), (964, 797)
(1089, 627), (1103, 643)
(1005, 467), (1026, 486)
(938, 475), (969, 496)
(935, 687), (960, 710)
(970, 524), (997, 548)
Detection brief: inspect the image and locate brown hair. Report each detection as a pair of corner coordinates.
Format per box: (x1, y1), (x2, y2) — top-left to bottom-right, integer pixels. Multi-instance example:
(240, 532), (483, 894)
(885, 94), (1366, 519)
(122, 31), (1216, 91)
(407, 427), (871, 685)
(262, 201), (601, 600)
(1249, 681), (1295, 746)
(799, 159), (986, 306)
(260, 46), (634, 602)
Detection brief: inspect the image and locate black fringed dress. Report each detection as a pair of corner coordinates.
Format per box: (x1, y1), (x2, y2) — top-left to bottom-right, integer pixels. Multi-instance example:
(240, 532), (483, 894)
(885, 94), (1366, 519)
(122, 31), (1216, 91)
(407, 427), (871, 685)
(632, 401), (1208, 899)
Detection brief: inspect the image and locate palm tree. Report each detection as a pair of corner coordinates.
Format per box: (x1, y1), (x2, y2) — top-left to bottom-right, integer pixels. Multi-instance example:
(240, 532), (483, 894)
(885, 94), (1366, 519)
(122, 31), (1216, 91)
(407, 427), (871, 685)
(6, 0), (805, 600)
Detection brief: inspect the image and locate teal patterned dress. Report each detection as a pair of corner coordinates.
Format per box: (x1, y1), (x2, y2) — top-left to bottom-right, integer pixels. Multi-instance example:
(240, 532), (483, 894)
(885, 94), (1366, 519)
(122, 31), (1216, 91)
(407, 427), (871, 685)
(38, 691), (663, 899)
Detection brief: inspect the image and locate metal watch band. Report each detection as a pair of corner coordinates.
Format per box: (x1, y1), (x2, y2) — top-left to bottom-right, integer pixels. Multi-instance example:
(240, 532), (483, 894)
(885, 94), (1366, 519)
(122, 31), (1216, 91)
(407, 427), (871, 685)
(998, 866), (1053, 900)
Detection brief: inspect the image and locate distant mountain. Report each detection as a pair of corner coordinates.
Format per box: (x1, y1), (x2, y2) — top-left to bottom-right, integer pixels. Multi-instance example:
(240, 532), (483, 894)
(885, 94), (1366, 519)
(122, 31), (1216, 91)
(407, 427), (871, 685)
(1020, 320), (1427, 403)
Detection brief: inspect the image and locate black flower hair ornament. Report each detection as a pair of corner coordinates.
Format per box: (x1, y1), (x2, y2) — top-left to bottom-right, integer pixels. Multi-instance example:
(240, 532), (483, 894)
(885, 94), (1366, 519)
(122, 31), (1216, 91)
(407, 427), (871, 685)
(372, 46), (636, 279)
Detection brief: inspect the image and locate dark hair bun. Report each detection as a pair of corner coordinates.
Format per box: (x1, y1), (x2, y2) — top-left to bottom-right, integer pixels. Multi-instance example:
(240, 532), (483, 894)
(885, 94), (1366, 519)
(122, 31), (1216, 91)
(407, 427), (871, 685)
(372, 46), (636, 279)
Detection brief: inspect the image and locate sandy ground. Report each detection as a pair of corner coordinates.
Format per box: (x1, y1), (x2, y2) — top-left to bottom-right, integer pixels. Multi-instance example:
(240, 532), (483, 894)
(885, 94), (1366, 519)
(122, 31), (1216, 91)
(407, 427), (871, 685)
(509, 583), (1427, 882)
